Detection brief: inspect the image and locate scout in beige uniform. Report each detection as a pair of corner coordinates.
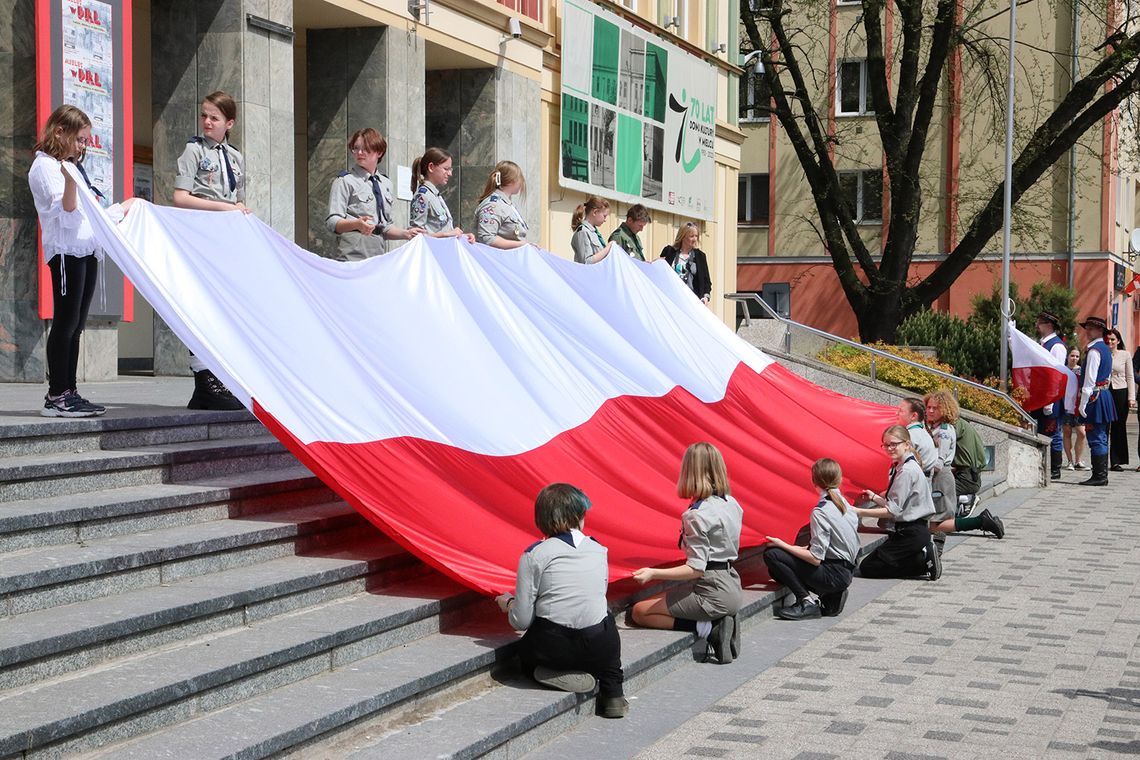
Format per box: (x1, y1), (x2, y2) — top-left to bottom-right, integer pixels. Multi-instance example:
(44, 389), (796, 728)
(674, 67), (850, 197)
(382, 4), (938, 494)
(325, 127), (423, 261)
(473, 161), (529, 249)
(570, 196), (614, 264)
(409, 147), (473, 241)
(172, 91), (248, 411)
(630, 443), (744, 665)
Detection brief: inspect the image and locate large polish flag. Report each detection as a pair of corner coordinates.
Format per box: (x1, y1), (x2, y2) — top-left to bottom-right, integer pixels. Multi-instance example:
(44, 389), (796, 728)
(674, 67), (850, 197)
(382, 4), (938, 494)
(80, 181), (896, 595)
(1009, 322), (1078, 413)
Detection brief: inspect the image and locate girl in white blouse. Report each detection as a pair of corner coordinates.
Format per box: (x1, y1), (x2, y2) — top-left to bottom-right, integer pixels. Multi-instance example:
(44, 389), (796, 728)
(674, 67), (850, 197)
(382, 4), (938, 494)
(28, 105), (134, 417)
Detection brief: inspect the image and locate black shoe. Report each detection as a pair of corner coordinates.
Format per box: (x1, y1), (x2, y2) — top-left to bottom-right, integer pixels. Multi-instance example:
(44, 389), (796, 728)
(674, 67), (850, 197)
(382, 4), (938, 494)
(188, 370), (245, 411)
(926, 541), (942, 581)
(710, 615), (736, 664)
(69, 390), (106, 415)
(978, 509), (1005, 539)
(821, 588), (849, 617)
(1050, 450), (1062, 480)
(729, 614), (741, 659)
(1111, 464), (1124, 472)
(1079, 455), (1109, 486)
(596, 695), (629, 719)
(776, 598), (821, 621)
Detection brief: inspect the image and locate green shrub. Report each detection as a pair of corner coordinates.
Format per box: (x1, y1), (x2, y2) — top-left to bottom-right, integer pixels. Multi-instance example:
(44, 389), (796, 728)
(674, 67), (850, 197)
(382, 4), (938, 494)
(816, 342), (1026, 426)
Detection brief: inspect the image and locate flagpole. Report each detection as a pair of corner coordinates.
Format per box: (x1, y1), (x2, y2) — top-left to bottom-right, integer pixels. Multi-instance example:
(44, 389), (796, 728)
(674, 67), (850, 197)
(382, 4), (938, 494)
(999, 0), (1017, 393)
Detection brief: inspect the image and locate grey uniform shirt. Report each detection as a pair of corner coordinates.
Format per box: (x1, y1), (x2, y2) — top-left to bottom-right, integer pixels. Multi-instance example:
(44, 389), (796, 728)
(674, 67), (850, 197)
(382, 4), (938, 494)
(474, 193), (528, 245)
(808, 493), (860, 564)
(680, 494), (743, 571)
(883, 456), (936, 524)
(906, 423), (939, 475)
(409, 181), (454, 234)
(325, 166), (395, 260)
(571, 221), (606, 263)
(175, 136), (245, 204)
(508, 529), (609, 631)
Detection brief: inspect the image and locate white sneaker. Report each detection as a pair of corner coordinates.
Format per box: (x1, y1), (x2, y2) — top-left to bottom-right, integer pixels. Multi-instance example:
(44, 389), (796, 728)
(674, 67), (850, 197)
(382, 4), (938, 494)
(1065, 462), (1075, 471)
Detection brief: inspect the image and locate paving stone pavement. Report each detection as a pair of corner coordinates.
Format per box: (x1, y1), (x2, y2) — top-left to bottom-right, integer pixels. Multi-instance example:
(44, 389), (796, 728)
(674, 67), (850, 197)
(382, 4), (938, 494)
(629, 474), (1140, 760)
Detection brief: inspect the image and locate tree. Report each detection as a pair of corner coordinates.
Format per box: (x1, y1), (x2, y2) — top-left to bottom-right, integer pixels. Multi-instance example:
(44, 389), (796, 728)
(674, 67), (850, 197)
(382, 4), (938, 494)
(741, 0), (1140, 342)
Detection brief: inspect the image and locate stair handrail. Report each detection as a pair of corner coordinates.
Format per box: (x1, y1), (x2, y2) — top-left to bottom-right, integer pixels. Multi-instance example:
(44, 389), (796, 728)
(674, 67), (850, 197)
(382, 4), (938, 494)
(725, 292), (1036, 430)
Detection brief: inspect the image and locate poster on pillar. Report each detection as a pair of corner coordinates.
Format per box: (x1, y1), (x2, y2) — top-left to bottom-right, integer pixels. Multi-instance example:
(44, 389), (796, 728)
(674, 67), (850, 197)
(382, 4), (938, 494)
(35, 0), (134, 321)
(559, 0), (716, 221)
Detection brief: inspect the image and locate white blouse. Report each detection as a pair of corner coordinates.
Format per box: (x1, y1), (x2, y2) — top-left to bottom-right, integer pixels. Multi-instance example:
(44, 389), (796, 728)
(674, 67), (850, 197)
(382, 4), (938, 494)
(28, 152), (123, 262)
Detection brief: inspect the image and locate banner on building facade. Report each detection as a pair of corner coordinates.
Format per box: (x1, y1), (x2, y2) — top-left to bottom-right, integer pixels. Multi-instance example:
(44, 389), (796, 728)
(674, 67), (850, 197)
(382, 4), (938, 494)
(35, 0), (133, 320)
(559, 0), (717, 221)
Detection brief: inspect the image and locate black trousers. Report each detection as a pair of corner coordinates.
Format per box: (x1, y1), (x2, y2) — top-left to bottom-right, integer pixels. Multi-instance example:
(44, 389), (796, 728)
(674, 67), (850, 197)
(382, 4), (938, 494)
(858, 520), (932, 579)
(46, 255), (98, 396)
(953, 467), (980, 497)
(763, 547), (853, 601)
(1109, 387), (1130, 466)
(517, 615), (624, 698)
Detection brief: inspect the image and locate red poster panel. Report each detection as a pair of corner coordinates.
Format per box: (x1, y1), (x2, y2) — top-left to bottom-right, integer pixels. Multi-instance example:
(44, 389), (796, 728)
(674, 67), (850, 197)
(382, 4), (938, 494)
(35, 0), (134, 321)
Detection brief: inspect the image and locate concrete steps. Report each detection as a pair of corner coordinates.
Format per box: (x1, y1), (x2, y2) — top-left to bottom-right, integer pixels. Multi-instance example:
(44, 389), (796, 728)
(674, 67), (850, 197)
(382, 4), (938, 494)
(0, 398), (1002, 760)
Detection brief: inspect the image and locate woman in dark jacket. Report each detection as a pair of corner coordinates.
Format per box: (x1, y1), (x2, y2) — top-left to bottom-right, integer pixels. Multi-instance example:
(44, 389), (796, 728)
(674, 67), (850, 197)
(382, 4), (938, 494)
(660, 222), (712, 304)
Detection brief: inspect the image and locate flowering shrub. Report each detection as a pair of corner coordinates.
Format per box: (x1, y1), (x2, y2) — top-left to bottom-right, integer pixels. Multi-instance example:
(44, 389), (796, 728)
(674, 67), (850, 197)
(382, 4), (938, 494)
(816, 343), (1028, 427)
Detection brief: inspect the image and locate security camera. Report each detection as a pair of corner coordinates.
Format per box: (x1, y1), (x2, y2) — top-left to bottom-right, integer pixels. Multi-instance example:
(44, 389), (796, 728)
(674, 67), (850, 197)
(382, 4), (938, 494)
(509, 17), (522, 38)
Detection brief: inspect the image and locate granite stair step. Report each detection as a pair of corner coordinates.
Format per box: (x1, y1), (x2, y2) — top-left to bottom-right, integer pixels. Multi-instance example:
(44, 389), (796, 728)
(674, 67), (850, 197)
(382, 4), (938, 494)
(0, 574), (478, 759)
(84, 563), (789, 760)
(0, 501), (372, 615)
(0, 409), (257, 459)
(0, 436), (299, 504)
(0, 466), (329, 551)
(0, 534), (425, 690)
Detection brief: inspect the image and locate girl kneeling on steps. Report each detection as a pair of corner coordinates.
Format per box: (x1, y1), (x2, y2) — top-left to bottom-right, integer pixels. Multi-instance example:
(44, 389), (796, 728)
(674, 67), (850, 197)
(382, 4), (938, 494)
(630, 442), (744, 665)
(764, 458), (860, 621)
(495, 483), (628, 719)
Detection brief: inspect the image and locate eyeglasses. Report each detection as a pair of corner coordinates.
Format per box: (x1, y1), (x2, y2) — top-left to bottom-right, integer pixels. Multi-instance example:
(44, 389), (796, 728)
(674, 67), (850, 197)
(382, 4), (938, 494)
(881, 441), (905, 450)
(349, 146), (372, 154)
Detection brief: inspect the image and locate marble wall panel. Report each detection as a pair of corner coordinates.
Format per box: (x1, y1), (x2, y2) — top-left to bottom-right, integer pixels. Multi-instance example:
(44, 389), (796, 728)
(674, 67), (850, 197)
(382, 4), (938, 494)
(0, 299), (45, 383)
(1, 1), (43, 382)
(0, 215), (39, 304)
(196, 0), (241, 36)
(269, 107), (296, 234)
(241, 100), (272, 215)
(153, 316), (191, 376)
(78, 322), (119, 381)
(243, 28), (272, 109)
(197, 32), (243, 98)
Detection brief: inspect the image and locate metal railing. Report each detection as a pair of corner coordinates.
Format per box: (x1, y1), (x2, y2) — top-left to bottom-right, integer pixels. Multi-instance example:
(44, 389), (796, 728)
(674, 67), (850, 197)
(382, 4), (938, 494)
(725, 293), (1036, 430)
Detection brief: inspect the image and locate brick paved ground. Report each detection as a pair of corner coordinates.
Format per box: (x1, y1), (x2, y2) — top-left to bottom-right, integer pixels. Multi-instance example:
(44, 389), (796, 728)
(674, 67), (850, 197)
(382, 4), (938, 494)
(633, 473), (1140, 760)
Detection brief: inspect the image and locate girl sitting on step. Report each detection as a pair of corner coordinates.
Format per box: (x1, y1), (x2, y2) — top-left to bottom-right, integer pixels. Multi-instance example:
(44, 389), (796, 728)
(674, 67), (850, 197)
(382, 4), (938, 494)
(495, 483), (628, 719)
(763, 458), (860, 621)
(630, 442), (744, 665)
(851, 426), (941, 581)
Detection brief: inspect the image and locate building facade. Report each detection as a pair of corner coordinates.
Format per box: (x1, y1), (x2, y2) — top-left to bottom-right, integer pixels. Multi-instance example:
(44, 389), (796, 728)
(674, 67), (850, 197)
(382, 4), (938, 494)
(735, 0), (1140, 346)
(0, 0), (746, 382)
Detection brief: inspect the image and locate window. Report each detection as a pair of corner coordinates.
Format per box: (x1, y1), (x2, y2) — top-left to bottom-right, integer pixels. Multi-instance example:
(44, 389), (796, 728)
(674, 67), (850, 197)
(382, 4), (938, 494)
(745, 0), (774, 11)
(839, 170), (883, 223)
(836, 59), (872, 115)
(739, 69), (771, 121)
(738, 174), (770, 224)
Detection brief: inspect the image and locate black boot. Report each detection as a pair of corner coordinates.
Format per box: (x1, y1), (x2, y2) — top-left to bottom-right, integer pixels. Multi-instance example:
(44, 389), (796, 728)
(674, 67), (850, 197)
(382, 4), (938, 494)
(1079, 454), (1109, 486)
(188, 370), (245, 411)
(1050, 449), (1062, 481)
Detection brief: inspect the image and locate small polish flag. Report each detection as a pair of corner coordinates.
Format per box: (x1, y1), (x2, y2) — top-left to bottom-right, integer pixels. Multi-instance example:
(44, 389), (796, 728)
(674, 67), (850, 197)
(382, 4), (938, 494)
(1009, 322), (1078, 413)
(1124, 272), (1140, 297)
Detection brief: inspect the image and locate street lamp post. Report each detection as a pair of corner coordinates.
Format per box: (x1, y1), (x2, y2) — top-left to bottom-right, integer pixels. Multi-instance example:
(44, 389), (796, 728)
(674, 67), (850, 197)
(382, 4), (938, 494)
(999, 0), (1017, 393)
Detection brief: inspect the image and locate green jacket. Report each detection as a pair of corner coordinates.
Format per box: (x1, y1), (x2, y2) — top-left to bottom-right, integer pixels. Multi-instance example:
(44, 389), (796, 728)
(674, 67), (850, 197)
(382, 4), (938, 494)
(607, 223), (645, 261)
(953, 417), (986, 472)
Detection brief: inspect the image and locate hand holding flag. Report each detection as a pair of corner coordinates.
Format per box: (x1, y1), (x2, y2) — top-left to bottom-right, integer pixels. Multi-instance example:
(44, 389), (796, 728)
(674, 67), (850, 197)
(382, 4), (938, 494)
(1008, 321), (1078, 413)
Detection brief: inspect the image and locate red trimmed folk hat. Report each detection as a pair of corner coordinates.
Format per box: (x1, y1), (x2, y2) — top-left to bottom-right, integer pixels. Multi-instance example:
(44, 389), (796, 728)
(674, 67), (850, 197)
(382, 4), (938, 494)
(1036, 311), (1060, 328)
(1078, 316), (1108, 331)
